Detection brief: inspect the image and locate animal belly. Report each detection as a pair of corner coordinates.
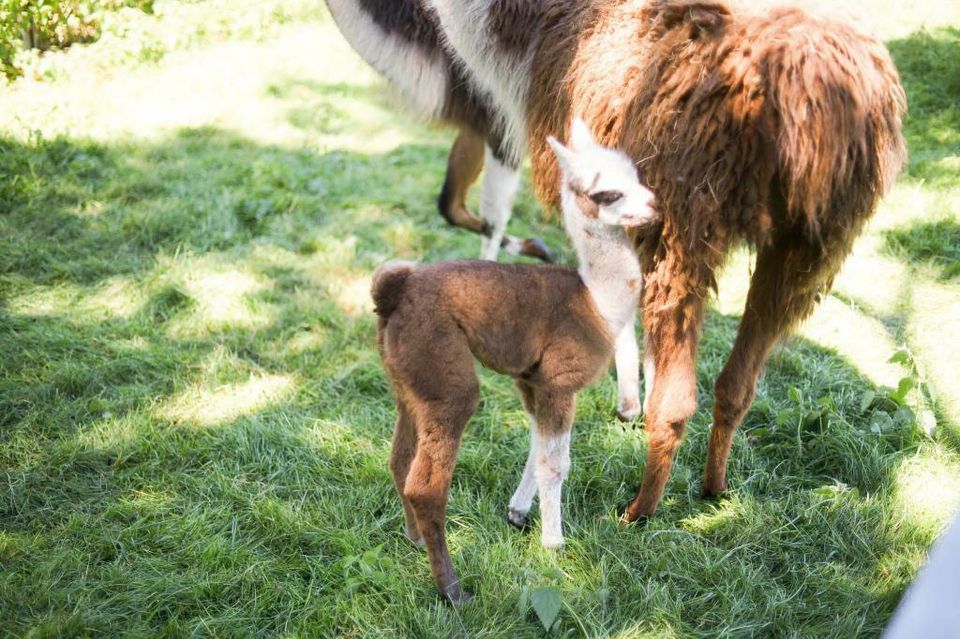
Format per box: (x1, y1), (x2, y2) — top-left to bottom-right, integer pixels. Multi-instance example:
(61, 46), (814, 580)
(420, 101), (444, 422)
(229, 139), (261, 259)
(425, 0), (533, 160)
(325, 0), (449, 119)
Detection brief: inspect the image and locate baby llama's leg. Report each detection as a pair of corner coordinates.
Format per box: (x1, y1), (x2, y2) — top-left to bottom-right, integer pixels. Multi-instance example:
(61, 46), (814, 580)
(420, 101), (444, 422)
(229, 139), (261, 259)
(508, 381), (538, 529)
(615, 318), (642, 421)
(533, 391), (575, 549)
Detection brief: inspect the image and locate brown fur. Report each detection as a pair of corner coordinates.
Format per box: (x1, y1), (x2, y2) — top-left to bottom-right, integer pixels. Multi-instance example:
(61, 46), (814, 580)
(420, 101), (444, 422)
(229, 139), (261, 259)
(373, 260), (613, 602)
(517, 0), (907, 518)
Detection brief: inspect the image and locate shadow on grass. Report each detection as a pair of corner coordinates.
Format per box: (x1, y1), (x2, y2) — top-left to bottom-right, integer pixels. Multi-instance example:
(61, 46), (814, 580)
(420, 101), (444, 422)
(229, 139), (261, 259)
(0, 124), (953, 635)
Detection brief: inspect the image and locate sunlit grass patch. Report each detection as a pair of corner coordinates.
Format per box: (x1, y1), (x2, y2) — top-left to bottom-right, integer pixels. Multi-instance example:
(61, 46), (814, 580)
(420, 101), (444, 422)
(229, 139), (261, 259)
(157, 372), (297, 428)
(893, 448), (960, 531)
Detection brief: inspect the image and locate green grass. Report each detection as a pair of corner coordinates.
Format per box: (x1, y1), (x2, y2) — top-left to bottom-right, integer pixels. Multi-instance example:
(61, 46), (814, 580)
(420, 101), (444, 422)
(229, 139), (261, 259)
(1, 3), (959, 637)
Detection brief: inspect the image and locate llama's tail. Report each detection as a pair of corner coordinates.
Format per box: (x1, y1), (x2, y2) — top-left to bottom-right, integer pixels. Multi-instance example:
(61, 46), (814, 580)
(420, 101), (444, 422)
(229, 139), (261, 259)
(371, 260), (416, 320)
(762, 8), (907, 234)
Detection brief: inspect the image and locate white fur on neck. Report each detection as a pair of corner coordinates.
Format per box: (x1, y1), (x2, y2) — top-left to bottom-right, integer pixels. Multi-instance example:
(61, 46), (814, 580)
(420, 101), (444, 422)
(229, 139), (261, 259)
(561, 190), (643, 338)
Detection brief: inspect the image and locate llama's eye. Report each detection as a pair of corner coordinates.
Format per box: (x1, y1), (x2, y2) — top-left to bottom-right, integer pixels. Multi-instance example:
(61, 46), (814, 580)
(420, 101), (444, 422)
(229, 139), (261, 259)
(589, 190), (623, 206)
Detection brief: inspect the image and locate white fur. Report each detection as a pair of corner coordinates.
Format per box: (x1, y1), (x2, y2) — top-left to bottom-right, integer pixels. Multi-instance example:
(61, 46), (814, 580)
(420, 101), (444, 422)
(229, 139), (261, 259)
(479, 145), (522, 260)
(548, 123), (653, 338)
(534, 430), (571, 548)
(325, 0), (449, 119)
(508, 424), (539, 524)
(616, 318), (642, 421)
(427, 0), (533, 163)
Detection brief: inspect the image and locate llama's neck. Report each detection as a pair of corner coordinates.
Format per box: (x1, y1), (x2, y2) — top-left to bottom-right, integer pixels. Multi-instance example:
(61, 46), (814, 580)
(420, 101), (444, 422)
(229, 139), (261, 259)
(563, 201), (642, 338)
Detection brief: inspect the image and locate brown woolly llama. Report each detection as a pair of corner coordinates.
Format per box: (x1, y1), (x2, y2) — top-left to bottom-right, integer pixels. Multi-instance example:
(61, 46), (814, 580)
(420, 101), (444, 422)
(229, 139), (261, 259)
(425, 0), (907, 520)
(373, 121), (658, 603)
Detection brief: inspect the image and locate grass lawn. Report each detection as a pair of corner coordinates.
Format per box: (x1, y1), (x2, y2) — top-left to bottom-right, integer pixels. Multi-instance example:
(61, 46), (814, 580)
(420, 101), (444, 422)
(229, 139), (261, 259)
(1, 2), (958, 636)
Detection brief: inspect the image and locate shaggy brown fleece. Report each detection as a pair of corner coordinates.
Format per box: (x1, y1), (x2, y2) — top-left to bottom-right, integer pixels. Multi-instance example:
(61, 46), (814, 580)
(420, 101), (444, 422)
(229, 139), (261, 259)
(372, 260), (613, 602)
(520, 0), (906, 518)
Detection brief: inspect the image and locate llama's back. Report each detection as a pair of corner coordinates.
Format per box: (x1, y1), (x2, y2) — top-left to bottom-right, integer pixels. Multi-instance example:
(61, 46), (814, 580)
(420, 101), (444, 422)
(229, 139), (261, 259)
(527, 0), (906, 247)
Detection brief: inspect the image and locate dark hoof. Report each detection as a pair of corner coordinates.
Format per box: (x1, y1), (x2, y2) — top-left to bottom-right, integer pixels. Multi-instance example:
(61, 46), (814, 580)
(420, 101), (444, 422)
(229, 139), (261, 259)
(441, 584), (474, 607)
(520, 237), (554, 263)
(507, 508), (531, 532)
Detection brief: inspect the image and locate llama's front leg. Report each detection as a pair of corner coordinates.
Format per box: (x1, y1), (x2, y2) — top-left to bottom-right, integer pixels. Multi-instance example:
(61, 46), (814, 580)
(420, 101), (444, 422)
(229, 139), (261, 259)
(534, 392), (575, 548)
(615, 318), (641, 421)
(478, 145), (521, 261)
(643, 332), (655, 415)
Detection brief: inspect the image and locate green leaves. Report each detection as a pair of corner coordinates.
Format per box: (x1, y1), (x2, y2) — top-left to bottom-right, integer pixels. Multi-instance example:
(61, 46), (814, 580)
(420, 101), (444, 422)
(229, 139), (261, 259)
(530, 587), (562, 632)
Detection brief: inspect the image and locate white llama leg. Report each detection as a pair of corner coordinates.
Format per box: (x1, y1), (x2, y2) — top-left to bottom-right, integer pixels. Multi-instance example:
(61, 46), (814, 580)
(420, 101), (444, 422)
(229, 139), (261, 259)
(479, 145), (520, 260)
(535, 429), (571, 549)
(615, 318), (641, 421)
(508, 425), (538, 527)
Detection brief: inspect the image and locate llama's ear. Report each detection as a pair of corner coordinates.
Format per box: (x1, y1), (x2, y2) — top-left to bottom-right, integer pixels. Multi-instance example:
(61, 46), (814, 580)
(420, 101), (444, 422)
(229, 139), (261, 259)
(569, 117), (595, 151)
(547, 136), (578, 177)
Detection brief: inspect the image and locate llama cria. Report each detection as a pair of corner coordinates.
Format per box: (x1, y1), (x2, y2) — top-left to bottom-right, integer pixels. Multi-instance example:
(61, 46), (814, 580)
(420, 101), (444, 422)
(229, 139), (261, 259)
(322, 0), (551, 262)
(372, 120), (657, 604)
(426, 0), (907, 520)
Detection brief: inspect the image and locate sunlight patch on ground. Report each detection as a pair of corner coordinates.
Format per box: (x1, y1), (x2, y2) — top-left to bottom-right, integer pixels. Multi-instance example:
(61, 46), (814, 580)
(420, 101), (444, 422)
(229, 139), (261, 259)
(680, 497), (743, 536)
(332, 273), (373, 318)
(167, 267), (273, 335)
(157, 373), (296, 428)
(799, 296), (907, 389)
(283, 328), (329, 355)
(7, 284), (84, 317)
(79, 276), (147, 319)
(894, 449), (960, 530)
(906, 280), (960, 430)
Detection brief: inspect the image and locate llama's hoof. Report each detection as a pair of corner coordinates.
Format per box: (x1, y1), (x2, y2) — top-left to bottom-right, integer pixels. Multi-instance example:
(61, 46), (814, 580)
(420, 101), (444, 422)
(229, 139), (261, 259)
(617, 504), (650, 527)
(616, 401), (641, 422)
(405, 525), (426, 547)
(441, 584), (474, 607)
(520, 237), (554, 263)
(507, 508), (531, 531)
(541, 535), (565, 549)
(700, 486), (727, 501)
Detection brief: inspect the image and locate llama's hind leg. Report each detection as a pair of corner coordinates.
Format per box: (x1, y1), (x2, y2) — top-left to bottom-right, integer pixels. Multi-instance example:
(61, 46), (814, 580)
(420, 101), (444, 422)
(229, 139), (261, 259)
(437, 128), (487, 235)
(389, 400), (423, 546)
(703, 230), (851, 497)
(404, 400), (476, 605)
(533, 391), (575, 549)
(507, 381), (538, 529)
(478, 145), (521, 261)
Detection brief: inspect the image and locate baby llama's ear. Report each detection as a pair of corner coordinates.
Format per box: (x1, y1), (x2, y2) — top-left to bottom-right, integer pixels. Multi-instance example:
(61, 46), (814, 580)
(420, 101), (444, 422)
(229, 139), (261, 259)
(569, 117), (595, 151)
(547, 136), (579, 180)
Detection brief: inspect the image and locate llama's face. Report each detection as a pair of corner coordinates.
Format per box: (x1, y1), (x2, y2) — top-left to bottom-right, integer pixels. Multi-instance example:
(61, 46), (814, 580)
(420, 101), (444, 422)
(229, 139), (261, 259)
(547, 118), (658, 231)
